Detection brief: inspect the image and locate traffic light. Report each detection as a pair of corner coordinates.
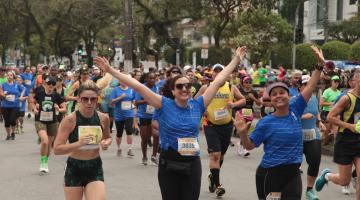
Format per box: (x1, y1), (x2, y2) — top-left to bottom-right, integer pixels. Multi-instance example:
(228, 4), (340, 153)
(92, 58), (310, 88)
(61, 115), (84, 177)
(77, 45), (83, 55)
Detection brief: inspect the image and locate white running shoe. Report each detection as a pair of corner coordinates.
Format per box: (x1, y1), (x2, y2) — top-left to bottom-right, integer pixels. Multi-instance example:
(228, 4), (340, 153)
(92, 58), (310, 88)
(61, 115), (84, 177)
(341, 185), (351, 195)
(237, 141), (250, 157)
(43, 163), (49, 173)
(39, 163), (47, 174)
(352, 177), (357, 190)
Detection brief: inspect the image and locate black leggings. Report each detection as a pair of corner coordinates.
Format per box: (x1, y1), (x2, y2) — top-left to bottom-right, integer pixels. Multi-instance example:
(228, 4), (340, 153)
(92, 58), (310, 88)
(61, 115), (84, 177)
(158, 149), (201, 200)
(2, 107), (18, 128)
(303, 140), (321, 177)
(256, 164), (302, 200)
(115, 118), (134, 138)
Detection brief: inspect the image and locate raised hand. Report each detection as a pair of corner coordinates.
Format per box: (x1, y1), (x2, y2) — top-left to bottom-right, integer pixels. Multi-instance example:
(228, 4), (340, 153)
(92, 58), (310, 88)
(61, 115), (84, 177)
(234, 111), (252, 135)
(310, 45), (325, 64)
(235, 46), (247, 60)
(93, 57), (111, 73)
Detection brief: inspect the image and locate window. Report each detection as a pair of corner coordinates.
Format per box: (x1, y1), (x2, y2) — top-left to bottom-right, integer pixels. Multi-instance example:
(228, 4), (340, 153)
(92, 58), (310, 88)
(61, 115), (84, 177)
(337, 0), (343, 20)
(316, 0), (325, 28)
(350, 0), (357, 5)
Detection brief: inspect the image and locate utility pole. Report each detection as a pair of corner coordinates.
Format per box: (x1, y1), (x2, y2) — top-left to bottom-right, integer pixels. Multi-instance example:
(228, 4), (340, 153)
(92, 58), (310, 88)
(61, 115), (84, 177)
(292, 2), (300, 70)
(124, 0), (133, 73)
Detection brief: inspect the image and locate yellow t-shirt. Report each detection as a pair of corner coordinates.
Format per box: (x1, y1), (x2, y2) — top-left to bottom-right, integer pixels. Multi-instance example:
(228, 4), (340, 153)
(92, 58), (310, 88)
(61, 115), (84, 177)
(206, 82), (233, 125)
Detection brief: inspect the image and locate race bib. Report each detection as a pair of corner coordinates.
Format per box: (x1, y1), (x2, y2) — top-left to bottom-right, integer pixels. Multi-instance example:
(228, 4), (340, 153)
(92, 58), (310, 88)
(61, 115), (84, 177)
(355, 112), (360, 123)
(177, 138), (200, 156)
(24, 80), (31, 85)
(214, 108), (229, 121)
(39, 111), (53, 121)
(146, 105), (155, 114)
(303, 129), (316, 141)
(266, 192), (281, 200)
(242, 108), (253, 117)
(121, 101), (132, 110)
(5, 95), (15, 102)
(78, 126), (103, 150)
(264, 106), (275, 114)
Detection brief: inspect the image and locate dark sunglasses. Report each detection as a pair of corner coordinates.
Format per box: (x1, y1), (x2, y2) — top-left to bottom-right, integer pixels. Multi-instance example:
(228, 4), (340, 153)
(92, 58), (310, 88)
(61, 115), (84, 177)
(175, 83), (192, 90)
(46, 81), (56, 86)
(171, 70), (181, 74)
(80, 96), (98, 104)
(244, 81), (252, 84)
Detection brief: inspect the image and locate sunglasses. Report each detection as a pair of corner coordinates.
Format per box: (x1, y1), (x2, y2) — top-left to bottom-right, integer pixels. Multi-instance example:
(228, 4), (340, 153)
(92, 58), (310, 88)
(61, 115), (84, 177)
(80, 96), (98, 104)
(175, 83), (192, 90)
(244, 81), (252, 84)
(46, 81), (56, 86)
(171, 71), (181, 74)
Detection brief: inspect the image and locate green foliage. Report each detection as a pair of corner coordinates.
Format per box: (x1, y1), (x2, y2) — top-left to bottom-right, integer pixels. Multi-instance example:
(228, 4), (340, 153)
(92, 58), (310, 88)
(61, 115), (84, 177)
(295, 43), (318, 71)
(349, 41), (360, 61)
(328, 16), (360, 44)
(271, 43), (292, 69)
(322, 40), (351, 60)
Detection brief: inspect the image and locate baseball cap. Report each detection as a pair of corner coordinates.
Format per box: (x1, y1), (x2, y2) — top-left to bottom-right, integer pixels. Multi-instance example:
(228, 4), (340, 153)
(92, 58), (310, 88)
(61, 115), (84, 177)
(301, 75), (310, 84)
(45, 76), (57, 84)
(212, 64), (224, 71)
(80, 67), (89, 74)
(331, 75), (340, 81)
(183, 65), (192, 72)
(266, 82), (289, 95)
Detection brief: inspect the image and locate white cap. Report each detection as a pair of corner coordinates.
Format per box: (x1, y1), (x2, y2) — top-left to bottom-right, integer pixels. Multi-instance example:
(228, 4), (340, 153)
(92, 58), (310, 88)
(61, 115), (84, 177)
(66, 71), (73, 77)
(301, 75), (310, 84)
(212, 64), (224, 70)
(183, 65), (192, 72)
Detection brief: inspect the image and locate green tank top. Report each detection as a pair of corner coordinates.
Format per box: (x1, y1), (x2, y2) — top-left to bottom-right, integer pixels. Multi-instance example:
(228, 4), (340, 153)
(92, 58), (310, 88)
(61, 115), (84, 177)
(68, 110), (102, 143)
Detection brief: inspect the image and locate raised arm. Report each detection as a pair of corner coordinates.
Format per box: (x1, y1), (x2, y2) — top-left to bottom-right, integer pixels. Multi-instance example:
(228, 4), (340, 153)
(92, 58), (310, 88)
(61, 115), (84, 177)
(202, 46), (247, 107)
(94, 57), (162, 109)
(300, 45), (323, 102)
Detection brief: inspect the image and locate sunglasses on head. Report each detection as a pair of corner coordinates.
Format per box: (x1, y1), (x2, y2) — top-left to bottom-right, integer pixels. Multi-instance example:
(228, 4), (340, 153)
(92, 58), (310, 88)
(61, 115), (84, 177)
(80, 96), (98, 104)
(175, 83), (192, 90)
(46, 81), (56, 86)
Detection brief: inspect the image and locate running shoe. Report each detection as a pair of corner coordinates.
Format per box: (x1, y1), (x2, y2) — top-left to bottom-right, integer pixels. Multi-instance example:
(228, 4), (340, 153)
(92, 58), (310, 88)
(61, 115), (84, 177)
(208, 173), (216, 193)
(341, 185), (351, 195)
(352, 177), (357, 190)
(6, 135), (11, 140)
(11, 132), (15, 140)
(43, 163), (49, 173)
(151, 155), (158, 165)
(39, 163), (47, 173)
(127, 149), (134, 157)
(116, 149), (122, 157)
(142, 157), (148, 165)
(215, 185), (226, 197)
(27, 113), (31, 119)
(305, 189), (319, 200)
(315, 168), (331, 192)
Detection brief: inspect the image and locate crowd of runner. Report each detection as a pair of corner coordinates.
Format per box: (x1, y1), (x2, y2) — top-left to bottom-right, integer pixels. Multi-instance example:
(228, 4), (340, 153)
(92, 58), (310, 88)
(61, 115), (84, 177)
(0, 45), (359, 200)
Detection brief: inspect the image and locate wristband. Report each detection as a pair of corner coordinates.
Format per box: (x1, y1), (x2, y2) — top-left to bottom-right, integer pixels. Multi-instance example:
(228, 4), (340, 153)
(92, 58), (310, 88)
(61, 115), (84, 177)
(315, 63), (324, 71)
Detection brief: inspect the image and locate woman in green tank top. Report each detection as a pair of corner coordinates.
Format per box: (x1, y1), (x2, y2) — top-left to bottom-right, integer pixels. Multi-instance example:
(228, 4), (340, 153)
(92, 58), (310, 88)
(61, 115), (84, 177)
(54, 81), (112, 200)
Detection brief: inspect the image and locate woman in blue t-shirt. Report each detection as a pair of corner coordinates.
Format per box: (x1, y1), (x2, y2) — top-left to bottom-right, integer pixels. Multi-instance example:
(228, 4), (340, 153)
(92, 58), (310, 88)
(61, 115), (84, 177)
(94, 46), (247, 200)
(110, 80), (135, 157)
(234, 46), (324, 200)
(0, 70), (23, 140)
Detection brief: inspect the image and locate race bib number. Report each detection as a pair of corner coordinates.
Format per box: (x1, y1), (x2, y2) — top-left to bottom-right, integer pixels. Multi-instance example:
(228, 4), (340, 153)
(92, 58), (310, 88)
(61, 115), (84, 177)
(177, 138), (200, 156)
(39, 111), (53, 121)
(355, 112), (360, 123)
(214, 108), (229, 121)
(303, 129), (316, 141)
(5, 95), (15, 102)
(264, 107), (275, 114)
(242, 108), (253, 117)
(78, 126), (103, 150)
(266, 192), (281, 200)
(121, 101), (132, 110)
(24, 80), (31, 85)
(146, 105), (155, 114)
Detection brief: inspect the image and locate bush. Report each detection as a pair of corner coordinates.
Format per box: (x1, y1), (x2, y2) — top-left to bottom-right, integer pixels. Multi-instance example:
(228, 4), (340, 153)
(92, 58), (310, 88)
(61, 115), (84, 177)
(322, 40), (351, 60)
(349, 41), (360, 61)
(295, 43), (318, 71)
(271, 43), (292, 69)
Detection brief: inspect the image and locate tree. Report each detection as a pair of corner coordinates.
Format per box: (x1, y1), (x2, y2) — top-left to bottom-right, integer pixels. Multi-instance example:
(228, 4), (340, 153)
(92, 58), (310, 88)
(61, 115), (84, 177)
(322, 40), (351, 60)
(349, 41), (360, 61)
(231, 9), (293, 63)
(328, 16), (360, 44)
(295, 43), (318, 70)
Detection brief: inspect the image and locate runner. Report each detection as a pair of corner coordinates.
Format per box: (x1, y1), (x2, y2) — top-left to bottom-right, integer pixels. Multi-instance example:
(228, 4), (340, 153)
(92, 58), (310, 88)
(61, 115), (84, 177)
(15, 75), (29, 134)
(54, 81), (112, 200)
(0, 70), (23, 140)
(32, 75), (65, 173)
(315, 68), (360, 199)
(94, 46), (247, 200)
(66, 67), (91, 112)
(110, 77), (135, 157)
(195, 63), (246, 197)
(298, 75), (323, 200)
(234, 45), (323, 199)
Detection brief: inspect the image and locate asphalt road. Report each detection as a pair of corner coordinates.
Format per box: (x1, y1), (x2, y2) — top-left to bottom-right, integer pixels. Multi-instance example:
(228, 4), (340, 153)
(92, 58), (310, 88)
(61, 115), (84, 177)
(0, 116), (355, 200)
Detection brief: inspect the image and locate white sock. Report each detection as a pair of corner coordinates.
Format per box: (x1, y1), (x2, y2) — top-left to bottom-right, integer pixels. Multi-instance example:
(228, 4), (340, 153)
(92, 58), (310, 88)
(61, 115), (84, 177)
(325, 173), (331, 181)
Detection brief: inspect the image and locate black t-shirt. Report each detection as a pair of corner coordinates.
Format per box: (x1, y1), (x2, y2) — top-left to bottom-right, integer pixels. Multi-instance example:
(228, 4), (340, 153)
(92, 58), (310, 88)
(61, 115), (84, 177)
(239, 87), (259, 110)
(191, 82), (202, 97)
(34, 89), (64, 124)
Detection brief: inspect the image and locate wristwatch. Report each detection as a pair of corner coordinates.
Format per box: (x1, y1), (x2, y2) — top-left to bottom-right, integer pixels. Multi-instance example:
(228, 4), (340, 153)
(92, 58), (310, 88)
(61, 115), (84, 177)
(315, 63), (324, 71)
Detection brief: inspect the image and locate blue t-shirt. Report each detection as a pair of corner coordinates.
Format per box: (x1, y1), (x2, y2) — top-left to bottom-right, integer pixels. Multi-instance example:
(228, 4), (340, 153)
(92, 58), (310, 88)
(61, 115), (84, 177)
(19, 86), (29, 112)
(135, 84), (160, 119)
(300, 94), (320, 140)
(334, 89), (348, 104)
(152, 108), (159, 121)
(1, 82), (22, 108)
(20, 73), (34, 91)
(249, 95), (307, 168)
(110, 87), (134, 121)
(158, 96), (206, 152)
(289, 87), (299, 97)
(156, 79), (166, 90)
